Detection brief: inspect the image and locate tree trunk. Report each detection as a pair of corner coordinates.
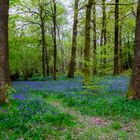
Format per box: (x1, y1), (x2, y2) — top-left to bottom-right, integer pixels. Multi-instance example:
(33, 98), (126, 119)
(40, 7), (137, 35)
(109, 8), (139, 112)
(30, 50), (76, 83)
(41, 19), (46, 77)
(92, 0), (97, 75)
(102, 0), (107, 69)
(83, 0), (93, 85)
(100, 0), (107, 71)
(127, 0), (140, 99)
(0, 0), (9, 104)
(79, 46), (83, 72)
(119, 24), (123, 72)
(127, 39), (133, 69)
(57, 26), (65, 73)
(68, 0), (79, 78)
(100, 25), (103, 70)
(39, 5), (47, 78)
(45, 47), (49, 76)
(113, 0), (120, 75)
(53, 0), (57, 80)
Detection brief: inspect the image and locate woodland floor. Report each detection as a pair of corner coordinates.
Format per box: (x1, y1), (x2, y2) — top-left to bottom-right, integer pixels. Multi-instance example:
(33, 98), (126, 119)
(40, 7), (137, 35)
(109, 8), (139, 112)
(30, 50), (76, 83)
(1, 75), (140, 139)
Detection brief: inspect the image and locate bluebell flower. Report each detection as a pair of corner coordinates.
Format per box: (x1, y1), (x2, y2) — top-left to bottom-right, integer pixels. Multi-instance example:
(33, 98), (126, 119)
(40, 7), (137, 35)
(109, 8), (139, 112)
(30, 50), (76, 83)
(13, 94), (26, 100)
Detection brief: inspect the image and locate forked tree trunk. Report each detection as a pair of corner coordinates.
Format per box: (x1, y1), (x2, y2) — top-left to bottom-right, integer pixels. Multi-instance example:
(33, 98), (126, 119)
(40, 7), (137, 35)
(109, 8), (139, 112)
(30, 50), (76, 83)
(0, 0), (9, 104)
(68, 0), (79, 78)
(127, 0), (140, 99)
(83, 0), (93, 85)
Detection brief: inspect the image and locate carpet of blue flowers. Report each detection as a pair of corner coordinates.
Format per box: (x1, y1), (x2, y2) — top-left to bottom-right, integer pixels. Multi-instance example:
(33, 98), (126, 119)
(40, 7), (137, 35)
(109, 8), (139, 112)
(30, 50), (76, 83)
(1, 75), (140, 139)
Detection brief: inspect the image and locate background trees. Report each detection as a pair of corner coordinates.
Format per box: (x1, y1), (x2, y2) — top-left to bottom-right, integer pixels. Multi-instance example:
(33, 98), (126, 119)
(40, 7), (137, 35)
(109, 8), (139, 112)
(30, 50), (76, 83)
(8, 0), (137, 81)
(9, 0), (67, 80)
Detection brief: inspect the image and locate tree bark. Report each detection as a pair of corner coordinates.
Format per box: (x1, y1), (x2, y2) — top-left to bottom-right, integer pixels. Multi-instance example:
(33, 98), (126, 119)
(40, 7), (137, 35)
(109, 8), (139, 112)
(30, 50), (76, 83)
(92, 0), (97, 75)
(113, 0), (120, 75)
(119, 24), (123, 72)
(102, 0), (107, 69)
(100, 0), (107, 71)
(68, 0), (79, 78)
(0, 0), (9, 104)
(57, 26), (65, 73)
(45, 47), (49, 76)
(127, 0), (140, 99)
(83, 0), (93, 85)
(53, 0), (57, 80)
(41, 17), (46, 77)
(39, 5), (49, 78)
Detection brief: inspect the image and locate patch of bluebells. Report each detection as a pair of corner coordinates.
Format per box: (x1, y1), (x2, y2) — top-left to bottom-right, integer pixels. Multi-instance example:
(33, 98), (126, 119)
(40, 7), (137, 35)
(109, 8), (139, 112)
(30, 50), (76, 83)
(17, 97), (59, 118)
(12, 78), (83, 100)
(11, 75), (130, 103)
(0, 97), (75, 133)
(13, 94), (26, 100)
(97, 75), (129, 95)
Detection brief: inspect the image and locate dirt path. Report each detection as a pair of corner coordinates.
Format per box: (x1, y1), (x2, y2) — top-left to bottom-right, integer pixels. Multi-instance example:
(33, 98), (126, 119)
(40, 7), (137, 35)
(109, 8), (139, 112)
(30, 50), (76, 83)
(47, 99), (107, 139)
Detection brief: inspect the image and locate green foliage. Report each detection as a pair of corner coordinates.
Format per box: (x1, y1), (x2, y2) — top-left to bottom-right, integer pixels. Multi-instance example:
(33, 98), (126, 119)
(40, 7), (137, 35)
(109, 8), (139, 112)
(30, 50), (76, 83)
(28, 75), (46, 81)
(63, 95), (140, 120)
(83, 76), (107, 93)
(0, 99), (76, 139)
(6, 85), (16, 101)
(111, 121), (122, 130)
(18, 73), (25, 81)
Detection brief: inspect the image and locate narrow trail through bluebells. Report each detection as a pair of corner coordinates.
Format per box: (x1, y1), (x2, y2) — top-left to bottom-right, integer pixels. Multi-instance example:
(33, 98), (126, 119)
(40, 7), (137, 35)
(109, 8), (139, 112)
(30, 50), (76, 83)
(47, 99), (95, 130)
(47, 98), (112, 137)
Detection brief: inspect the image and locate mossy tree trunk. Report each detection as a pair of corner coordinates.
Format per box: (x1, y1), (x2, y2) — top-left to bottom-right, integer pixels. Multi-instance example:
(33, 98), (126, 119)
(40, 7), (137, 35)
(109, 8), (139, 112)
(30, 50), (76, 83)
(0, 0), (9, 104)
(83, 0), (93, 85)
(127, 0), (140, 99)
(68, 0), (79, 78)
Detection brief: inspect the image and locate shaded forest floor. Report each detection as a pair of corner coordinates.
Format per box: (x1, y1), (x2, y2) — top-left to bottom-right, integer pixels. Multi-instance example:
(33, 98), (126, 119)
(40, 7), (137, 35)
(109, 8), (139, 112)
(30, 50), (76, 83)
(1, 75), (140, 139)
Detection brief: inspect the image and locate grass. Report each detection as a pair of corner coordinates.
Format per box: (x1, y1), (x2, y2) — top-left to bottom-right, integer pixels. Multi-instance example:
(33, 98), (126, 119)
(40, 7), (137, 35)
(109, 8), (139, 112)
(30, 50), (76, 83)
(0, 75), (140, 139)
(0, 99), (76, 139)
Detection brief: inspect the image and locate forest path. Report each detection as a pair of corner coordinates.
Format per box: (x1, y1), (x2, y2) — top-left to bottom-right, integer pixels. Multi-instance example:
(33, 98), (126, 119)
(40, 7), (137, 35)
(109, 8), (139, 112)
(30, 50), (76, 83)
(46, 98), (109, 138)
